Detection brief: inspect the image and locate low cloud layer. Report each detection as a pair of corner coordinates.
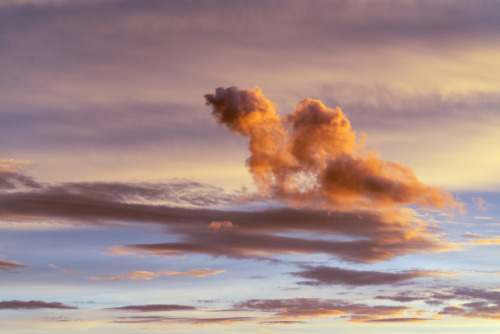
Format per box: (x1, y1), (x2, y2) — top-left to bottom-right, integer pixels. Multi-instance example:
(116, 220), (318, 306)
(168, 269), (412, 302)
(0, 169), (454, 263)
(234, 298), (408, 321)
(0, 300), (77, 310)
(290, 266), (435, 286)
(205, 86), (461, 211)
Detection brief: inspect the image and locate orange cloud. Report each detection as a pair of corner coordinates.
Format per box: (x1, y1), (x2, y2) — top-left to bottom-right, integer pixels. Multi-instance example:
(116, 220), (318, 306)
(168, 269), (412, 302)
(205, 86), (461, 211)
(87, 268), (225, 281)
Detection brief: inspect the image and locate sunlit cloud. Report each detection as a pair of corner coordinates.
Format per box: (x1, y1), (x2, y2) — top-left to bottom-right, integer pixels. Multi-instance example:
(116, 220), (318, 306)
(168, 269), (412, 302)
(205, 86), (461, 212)
(87, 268), (225, 281)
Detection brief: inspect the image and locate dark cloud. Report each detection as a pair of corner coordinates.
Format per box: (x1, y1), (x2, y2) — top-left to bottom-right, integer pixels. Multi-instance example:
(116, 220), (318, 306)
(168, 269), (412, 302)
(44, 179), (236, 207)
(234, 298), (408, 320)
(0, 300), (77, 310)
(106, 304), (196, 312)
(0, 161), (40, 191)
(260, 320), (307, 324)
(453, 287), (500, 303)
(437, 287), (500, 319)
(0, 170), (453, 263)
(124, 228), (445, 263)
(375, 294), (426, 303)
(291, 266), (431, 286)
(363, 317), (432, 323)
(0, 258), (29, 273)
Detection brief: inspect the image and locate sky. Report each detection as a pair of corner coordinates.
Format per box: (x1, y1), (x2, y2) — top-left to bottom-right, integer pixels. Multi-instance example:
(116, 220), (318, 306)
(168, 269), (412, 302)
(1, 0), (500, 333)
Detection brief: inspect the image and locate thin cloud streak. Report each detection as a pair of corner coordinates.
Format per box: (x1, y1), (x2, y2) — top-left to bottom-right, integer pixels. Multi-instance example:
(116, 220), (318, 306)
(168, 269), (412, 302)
(234, 298), (408, 321)
(0, 300), (77, 310)
(106, 304), (196, 312)
(0, 258), (30, 272)
(290, 266), (437, 286)
(87, 268), (225, 281)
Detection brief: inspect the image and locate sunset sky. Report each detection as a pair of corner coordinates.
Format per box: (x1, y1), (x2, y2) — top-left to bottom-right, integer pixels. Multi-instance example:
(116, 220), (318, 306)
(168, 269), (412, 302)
(1, 1), (500, 333)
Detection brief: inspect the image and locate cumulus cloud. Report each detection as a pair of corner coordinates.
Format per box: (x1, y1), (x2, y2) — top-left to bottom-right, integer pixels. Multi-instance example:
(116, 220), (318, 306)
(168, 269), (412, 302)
(290, 266), (435, 286)
(0, 300), (77, 310)
(0, 258), (29, 272)
(204, 86), (461, 211)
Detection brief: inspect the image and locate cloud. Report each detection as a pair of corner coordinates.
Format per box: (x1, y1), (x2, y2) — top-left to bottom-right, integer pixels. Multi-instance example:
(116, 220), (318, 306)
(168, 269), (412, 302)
(112, 315), (255, 324)
(362, 317), (432, 323)
(375, 294), (427, 303)
(0, 160), (39, 191)
(290, 266), (435, 286)
(439, 303), (500, 320)
(209, 221), (235, 232)
(0, 170), (455, 263)
(87, 268), (225, 281)
(48, 264), (75, 275)
(204, 86), (461, 211)
(0, 258), (29, 272)
(124, 226), (450, 263)
(471, 197), (491, 211)
(0, 300), (77, 310)
(106, 304), (196, 312)
(234, 298), (408, 320)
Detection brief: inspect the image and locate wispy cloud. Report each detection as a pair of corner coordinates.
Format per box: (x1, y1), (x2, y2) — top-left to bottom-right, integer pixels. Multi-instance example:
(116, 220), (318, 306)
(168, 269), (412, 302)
(111, 315), (255, 324)
(87, 268), (225, 281)
(105, 304), (196, 312)
(290, 266), (440, 286)
(0, 258), (29, 272)
(234, 298), (408, 321)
